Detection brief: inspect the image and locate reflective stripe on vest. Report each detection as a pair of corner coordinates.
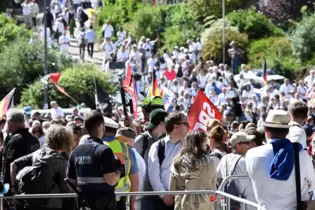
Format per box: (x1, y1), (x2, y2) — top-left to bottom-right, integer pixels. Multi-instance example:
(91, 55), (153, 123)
(107, 139), (131, 198)
(77, 177), (105, 184)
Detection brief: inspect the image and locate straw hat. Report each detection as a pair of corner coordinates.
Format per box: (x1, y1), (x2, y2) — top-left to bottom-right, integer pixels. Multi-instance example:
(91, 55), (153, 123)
(263, 110), (291, 129)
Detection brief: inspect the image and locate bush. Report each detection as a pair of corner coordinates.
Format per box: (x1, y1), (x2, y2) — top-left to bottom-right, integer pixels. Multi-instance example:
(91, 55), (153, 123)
(226, 9), (283, 40)
(202, 29), (248, 64)
(188, 0), (245, 22)
(0, 38), (74, 101)
(20, 64), (117, 109)
(291, 14), (315, 62)
(248, 37), (292, 67)
(0, 14), (30, 49)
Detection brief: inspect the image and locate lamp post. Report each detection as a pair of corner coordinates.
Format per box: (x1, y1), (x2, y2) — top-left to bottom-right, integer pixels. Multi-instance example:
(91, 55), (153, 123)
(43, 0), (49, 109)
(222, 0), (225, 64)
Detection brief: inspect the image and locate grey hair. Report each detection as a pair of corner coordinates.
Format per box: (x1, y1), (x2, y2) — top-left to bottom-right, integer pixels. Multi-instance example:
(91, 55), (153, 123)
(6, 109), (25, 124)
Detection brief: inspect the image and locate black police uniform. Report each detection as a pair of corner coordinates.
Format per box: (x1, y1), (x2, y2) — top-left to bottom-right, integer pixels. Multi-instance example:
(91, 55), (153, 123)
(67, 137), (119, 210)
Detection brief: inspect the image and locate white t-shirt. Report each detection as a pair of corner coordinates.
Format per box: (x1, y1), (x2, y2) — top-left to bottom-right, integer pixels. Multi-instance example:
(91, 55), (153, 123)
(22, 2), (33, 15)
(55, 21), (64, 34)
(198, 75), (208, 88)
(246, 143), (315, 210)
(117, 50), (129, 62)
(117, 31), (126, 42)
(279, 84), (294, 95)
(51, 107), (65, 118)
(103, 24), (114, 38)
(58, 35), (70, 50)
(147, 58), (157, 73)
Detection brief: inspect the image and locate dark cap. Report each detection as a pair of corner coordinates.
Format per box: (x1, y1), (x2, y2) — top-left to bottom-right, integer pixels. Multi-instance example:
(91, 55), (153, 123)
(116, 127), (136, 139)
(146, 108), (168, 130)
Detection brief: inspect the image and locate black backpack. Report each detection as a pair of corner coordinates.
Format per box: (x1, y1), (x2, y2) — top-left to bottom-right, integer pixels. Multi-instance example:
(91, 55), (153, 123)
(141, 134), (165, 165)
(17, 164), (58, 208)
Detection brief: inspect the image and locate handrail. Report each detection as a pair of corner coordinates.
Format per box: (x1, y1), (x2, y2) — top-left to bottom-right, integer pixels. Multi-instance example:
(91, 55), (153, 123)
(218, 175), (250, 191)
(0, 190), (266, 210)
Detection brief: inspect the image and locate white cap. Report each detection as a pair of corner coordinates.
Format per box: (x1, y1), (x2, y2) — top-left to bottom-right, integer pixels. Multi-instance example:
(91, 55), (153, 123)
(104, 116), (119, 129)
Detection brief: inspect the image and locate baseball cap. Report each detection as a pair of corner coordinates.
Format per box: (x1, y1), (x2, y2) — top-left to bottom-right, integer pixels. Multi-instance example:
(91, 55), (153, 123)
(230, 132), (255, 147)
(116, 127), (136, 139)
(146, 108), (168, 130)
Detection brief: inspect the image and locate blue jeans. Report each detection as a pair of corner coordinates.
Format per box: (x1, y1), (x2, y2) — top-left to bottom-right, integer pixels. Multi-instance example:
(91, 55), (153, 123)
(231, 59), (240, 75)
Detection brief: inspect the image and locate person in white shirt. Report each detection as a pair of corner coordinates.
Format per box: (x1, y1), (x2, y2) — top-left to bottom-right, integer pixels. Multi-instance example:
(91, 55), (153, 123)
(50, 101), (65, 119)
(117, 27), (126, 44)
(146, 54), (157, 74)
(217, 87), (228, 107)
(287, 100), (308, 149)
(195, 38), (203, 59)
(304, 70), (315, 88)
(100, 38), (114, 70)
(143, 38), (156, 59)
(129, 44), (141, 69)
(297, 80), (307, 98)
(102, 20), (114, 39)
(279, 78), (295, 97)
(31, 0), (39, 28)
(117, 45), (129, 62)
(217, 132), (257, 210)
(58, 31), (70, 55)
(21, 0), (33, 28)
(85, 25), (96, 58)
(55, 17), (64, 40)
(245, 110), (315, 210)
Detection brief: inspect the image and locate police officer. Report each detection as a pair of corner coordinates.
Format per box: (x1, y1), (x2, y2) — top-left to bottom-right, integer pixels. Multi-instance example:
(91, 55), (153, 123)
(102, 117), (139, 210)
(67, 111), (122, 210)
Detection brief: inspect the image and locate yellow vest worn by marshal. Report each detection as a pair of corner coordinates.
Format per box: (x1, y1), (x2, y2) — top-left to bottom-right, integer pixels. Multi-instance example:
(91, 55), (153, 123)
(107, 139), (131, 200)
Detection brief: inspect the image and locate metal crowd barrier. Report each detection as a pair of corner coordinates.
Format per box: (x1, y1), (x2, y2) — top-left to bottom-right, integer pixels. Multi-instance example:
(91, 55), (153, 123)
(218, 175), (252, 210)
(0, 189), (265, 210)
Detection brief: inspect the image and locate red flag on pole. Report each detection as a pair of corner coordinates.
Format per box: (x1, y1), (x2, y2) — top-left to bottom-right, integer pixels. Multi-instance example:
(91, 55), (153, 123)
(53, 83), (78, 104)
(187, 90), (222, 132)
(0, 88), (15, 120)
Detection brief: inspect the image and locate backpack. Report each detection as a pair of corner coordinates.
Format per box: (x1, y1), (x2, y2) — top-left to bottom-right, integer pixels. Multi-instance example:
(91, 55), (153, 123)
(79, 33), (86, 46)
(223, 156), (244, 210)
(141, 133), (165, 165)
(16, 164), (58, 208)
(210, 152), (223, 160)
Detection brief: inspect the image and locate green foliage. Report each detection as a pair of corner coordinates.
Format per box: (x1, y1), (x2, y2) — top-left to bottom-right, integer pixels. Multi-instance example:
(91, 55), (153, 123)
(0, 38), (74, 101)
(188, 0), (245, 22)
(96, 0), (143, 36)
(202, 29), (248, 64)
(291, 14), (315, 62)
(0, 14), (30, 49)
(248, 37), (292, 67)
(129, 6), (165, 40)
(20, 64), (117, 109)
(226, 9), (284, 40)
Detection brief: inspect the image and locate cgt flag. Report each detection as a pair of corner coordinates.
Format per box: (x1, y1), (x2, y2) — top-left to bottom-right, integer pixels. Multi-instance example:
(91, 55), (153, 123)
(187, 90), (222, 132)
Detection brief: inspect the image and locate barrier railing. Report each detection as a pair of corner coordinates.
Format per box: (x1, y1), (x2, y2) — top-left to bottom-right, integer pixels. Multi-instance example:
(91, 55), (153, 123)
(0, 189), (266, 210)
(218, 175), (251, 210)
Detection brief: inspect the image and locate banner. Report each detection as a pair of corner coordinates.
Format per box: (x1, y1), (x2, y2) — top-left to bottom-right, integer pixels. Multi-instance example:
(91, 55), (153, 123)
(187, 90), (222, 132)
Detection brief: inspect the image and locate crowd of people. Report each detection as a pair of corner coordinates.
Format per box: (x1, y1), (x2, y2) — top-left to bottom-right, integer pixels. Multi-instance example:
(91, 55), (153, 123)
(4, 1), (315, 210)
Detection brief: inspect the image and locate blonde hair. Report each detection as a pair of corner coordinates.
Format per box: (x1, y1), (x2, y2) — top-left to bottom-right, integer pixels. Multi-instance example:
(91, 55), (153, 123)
(45, 124), (73, 151)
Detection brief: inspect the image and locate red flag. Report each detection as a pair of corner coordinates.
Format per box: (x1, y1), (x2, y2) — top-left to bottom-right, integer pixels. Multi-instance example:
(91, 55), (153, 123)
(53, 83), (78, 104)
(123, 64), (132, 88)
(187, 90), (222, 132)
(0, 88), (15, 120)
(50, 72), (61, 84)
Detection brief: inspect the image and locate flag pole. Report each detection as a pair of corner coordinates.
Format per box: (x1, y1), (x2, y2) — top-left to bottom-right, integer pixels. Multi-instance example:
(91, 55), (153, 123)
(93, 70), (99, 107)
(43, 0), (49, 109)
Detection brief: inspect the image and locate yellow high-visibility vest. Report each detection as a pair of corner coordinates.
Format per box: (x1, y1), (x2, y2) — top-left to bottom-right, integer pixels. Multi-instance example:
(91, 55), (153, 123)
(107, 139), (131, 200)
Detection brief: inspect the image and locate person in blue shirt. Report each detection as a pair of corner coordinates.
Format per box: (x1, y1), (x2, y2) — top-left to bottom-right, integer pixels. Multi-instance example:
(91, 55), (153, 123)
(103, 117), (139, 210)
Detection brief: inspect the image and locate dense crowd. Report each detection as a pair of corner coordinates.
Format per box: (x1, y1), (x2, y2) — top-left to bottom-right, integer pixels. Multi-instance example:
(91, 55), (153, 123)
(5, 1), (315, 210)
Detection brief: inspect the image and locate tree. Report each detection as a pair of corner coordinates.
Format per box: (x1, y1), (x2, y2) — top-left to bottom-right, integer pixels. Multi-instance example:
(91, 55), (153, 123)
(20, 64), (117, 109)
(0, 38), (74, 101)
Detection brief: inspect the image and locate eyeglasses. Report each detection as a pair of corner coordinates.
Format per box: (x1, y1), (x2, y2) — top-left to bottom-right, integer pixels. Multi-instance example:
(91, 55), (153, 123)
(176, 122), (189, 127)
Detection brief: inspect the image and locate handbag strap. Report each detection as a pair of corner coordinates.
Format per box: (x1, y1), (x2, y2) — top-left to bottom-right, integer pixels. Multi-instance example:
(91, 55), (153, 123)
(293, 143), (303, 210)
